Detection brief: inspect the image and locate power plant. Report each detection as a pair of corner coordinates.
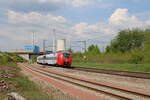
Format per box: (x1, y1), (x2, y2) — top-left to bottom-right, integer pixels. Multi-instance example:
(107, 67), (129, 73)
(56, 39), (66, 51)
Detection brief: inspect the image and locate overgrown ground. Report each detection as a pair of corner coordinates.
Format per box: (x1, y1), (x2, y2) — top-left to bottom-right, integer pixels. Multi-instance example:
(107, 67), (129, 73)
(71, 29), (150, 73)
(72, 62), (150, 73)
(0, 53), (51, 100)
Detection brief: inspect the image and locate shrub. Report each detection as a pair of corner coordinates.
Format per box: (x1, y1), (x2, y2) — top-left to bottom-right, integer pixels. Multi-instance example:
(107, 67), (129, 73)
(31, 56), (37, 63)
(0, 53), (24, 65)
(129, 54), (144, 64)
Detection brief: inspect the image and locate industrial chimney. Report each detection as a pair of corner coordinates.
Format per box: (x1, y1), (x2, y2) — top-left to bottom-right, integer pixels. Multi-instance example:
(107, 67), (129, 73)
(56, 39), (66, 51)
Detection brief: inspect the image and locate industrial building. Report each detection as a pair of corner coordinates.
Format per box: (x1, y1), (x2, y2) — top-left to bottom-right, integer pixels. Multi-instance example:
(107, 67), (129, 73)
(23, 45), (40, 53)
(56, 39), (66, 51)
(12, 39), (67, 61)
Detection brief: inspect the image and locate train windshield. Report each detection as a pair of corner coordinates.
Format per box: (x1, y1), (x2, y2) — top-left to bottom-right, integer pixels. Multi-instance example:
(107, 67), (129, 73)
(63, 53), (70, 58)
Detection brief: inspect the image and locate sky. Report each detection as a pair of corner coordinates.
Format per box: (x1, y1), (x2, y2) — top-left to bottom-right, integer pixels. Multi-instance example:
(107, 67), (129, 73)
(0, 0), (150, 51)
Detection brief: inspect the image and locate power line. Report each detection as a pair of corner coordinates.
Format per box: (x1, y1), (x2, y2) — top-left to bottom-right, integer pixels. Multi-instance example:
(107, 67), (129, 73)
(70, 40), (109, 52)
(71, 41), (86, 52)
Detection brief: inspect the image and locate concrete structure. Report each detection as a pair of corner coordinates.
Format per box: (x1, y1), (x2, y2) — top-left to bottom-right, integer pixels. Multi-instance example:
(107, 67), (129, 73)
(56, 39), (66, 51)
(12, 50), (43, 61)
(11, 45), (40, 61)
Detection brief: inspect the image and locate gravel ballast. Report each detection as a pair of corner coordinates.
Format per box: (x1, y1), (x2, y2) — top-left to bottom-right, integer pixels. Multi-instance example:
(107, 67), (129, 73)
(29, 64), (149, 100)
(34, 64), (150, 92)
(21, 67), (81, 100)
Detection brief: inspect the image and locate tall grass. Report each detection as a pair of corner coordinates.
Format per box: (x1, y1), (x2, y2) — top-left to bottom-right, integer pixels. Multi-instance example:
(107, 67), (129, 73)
(13, 76), (51, 100)
(73, 52), (132, 64)
(0, 63), (51, 100)
(72, 62), (150, 73)
(0, 52), (24, 65)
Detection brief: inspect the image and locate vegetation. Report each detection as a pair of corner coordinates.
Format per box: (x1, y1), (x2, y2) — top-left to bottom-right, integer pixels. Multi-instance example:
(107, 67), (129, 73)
(0, 52), (24, 65)
(73, 62), (150, 73)
(0, 53), (51, 100)
(31, 56), (37, 63)
(87, 45), (101, 54)
(106, 29), (145, 53)
(73, 28), (150, 72)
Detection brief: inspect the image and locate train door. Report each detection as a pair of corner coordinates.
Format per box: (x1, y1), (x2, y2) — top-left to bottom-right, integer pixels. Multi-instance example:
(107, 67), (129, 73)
(43, 56), (46, 64)
(51, 53), (57, 64)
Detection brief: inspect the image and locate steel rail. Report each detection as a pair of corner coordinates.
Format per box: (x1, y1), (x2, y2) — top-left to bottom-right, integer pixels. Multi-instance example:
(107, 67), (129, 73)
(72, 66), (150, 79)
(31, 64), (150, 97)
(32, 64), (150, 98)
(22, 64), (133, 100)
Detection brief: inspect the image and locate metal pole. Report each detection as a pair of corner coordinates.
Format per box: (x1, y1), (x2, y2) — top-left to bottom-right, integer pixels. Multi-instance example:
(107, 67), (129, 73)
(53, 28), (56, 52)
(32, 32), (34, 46)
(70, 40), (72, 50)
(84, 41), (86, 52)
(43, 40), (47, 53)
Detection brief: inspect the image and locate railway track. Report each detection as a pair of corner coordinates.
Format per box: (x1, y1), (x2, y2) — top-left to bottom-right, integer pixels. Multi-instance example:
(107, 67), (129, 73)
(71, 66), (150, 79)
(21, 63), (150, 100)
(35, 64), (150, 79)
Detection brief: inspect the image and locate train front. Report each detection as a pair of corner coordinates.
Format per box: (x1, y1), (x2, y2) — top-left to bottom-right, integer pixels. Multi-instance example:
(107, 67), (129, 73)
(57, 52), (72, 67)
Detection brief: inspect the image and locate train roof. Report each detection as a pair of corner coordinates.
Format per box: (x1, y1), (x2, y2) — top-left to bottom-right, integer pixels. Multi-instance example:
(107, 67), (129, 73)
(37, 51), (70, 58)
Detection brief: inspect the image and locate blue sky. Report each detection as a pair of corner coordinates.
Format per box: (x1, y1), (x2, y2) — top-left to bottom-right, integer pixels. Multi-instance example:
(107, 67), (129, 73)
(0, 0), (150, 51)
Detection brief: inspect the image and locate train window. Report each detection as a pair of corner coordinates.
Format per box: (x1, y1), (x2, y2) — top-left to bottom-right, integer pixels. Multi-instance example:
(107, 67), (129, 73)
(44, 56), (46, 59)
(63, 53), (70, 58)
(46, 57), (57, 60)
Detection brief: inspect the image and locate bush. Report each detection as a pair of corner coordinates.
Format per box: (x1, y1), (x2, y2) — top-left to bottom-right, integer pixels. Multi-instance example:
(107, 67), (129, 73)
(31, 56), (37, 63)
(0, 54), (13, 64)
(0, 53), (24, 65)
(73, 52), (131, 64)
(12, 55), (24, 62)
(129, 54), (144, 64)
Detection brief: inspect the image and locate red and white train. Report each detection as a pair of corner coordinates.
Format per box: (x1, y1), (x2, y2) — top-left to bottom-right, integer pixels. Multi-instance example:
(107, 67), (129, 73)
(37, 51), (72, 67)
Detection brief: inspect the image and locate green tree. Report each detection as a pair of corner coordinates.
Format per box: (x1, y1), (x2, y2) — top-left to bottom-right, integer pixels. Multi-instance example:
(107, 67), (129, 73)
(106, 29), (145, 53)
(87, 45), (100, 54)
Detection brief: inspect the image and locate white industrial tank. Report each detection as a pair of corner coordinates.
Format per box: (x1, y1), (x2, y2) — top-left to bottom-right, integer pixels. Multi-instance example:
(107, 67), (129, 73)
(56, 39), (66, 51)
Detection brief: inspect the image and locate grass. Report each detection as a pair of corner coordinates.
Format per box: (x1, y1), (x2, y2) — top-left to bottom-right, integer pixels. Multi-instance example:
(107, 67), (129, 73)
(72, 62), (150, 73)
(0, 63), (51, 100)
(15, 77), (51, 100)
(0, 94), (7, 99)
(0, 53), (50, 100)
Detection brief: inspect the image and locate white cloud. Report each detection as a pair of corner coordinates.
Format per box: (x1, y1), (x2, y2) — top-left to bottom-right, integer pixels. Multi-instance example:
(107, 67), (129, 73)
(6, 8), (150, 41)
(38, 0), (102, 8)
(71, 0), (91, 7)
(0, 0), (109, 14)
(2, 10), (71, 51)
(109, 8), (138, 26)
(109, 8), (150, 29)
(2, 8), (150, 51)
(71, 21), (117, 41)
(6, 10), (72, 46)
(72, 22), (88, 34)
(7, 10), (67, 24)
(37, 0), (91, 7)
(38, 0), (63, 3)
(71, 8), (150, 41)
